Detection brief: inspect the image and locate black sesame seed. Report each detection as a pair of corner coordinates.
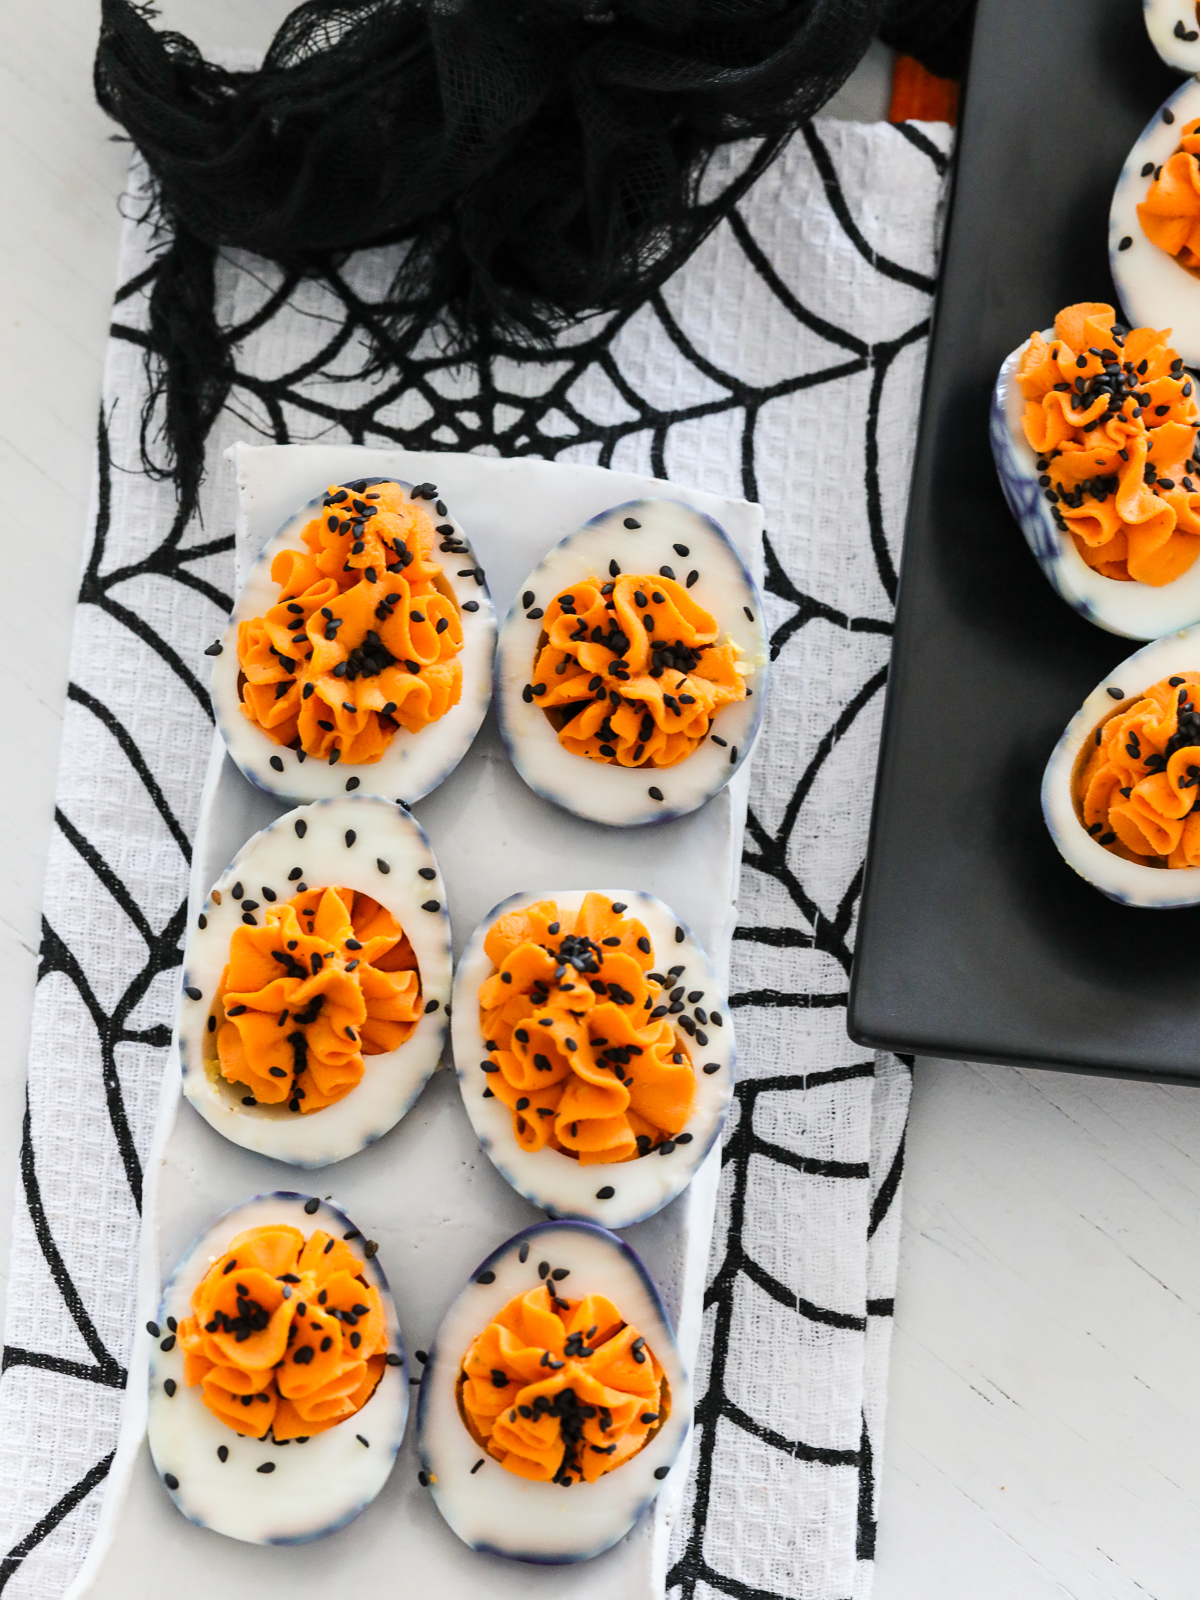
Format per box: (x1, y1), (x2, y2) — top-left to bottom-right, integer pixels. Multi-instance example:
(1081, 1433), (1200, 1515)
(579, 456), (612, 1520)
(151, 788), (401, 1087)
(378, 859), (391, 874)
(146, 1321), (160, 1338)
(596, 1185), (615, 1199)
(184, 986), (201, 1001)
(1165, 107), (1176, 123)
(703, 1062), (720, 1074)
(304, 1198), (320, 1214)
(1106, 686), (1124, 700)
(164, 1473), (179, 1491)
(257, 1462), (275, 1474)
(269, 755), (284, 772)
(217, 1445), (229, 1462)
(477, 1270), (496, 1284)
(1118, 236), (1132, 252)
(422, 899), (440, 912)
(648, 786), (664, 801)
(418, 1471), (429, 1487)
(654, 1465), (670, 1480)
(624, 517), (640, 529)
(295, 820), (307, 837)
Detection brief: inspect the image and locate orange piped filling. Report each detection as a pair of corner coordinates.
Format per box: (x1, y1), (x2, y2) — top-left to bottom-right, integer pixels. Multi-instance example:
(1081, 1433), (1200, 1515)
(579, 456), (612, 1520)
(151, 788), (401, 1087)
(532, 574), (746, 767)
(211, 886), (422, 1113)
(1017, 303), (1200, 584)
(1074, 672), (1200, 867)
(1138, 118), (1200, 274)
(237, 480), (463, 766)
(177, 1223), (387, 1441)
(479, 894), (696, 1164)
(458, 1283), (666, 1485)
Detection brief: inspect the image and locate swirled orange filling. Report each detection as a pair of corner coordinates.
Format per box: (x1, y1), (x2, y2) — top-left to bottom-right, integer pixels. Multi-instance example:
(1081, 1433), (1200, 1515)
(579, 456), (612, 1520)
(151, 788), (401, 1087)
(531, 574), (746, 767)
(237, 481), (463, 765)
(1138, 118), (1200, 273)
(1017, 303), (1200, 584)
(211, 886), (422, 1112)
(1075, 672), (1200, 866)
(479, 894), (695, 1164)
(459, 1283), (666, 1485)
(177, 1223), (388, 1441)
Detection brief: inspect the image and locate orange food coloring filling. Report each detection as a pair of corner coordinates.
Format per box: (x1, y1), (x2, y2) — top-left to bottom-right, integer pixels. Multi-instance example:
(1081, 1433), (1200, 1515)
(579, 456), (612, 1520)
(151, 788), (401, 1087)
(237, 480), (463, 765)
(1017, 303), (1200, 584)
(531, 574), (745, 767)
(459, 1283), (666, 1485)
(1074, 672), (1200, 867)
(479, 894), (696, 1164)
(177, 1223), (387, 1441)
(211, 886), (422, 1112)
(1137, 118), (1200, 273)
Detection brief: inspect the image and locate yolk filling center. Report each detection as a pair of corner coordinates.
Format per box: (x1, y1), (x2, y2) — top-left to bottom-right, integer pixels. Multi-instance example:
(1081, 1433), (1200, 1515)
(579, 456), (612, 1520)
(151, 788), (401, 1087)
(1075, 671), (1200, 866)
(177, 1223), (388, 1441)
(1138, 118), (1200, 276)
(237, 480), (463, 766)
(478, 893), (697, 1164)
(458, 1283), (667, 1486)
(1017, 302), (1200, 584)
(210, 885), (422, 1113)
(530, 573), (746, 767)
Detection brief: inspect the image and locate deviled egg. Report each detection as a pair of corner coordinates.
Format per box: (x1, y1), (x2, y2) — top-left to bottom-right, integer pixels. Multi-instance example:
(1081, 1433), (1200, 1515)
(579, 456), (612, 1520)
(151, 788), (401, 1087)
(417, 1219), (690, 1562)
(991, 299), (1200, 636)
(210, 477), (495, 804)
(147, 1191), (408, 1543)
(1111, 78), (1200, 368)
(496, 499), (768, 826)
(178, 795), (451, 1165)
(450, 889), (733, 1228)
(1143, 0), (1200, 74)
(1043, 624), (1200, 905)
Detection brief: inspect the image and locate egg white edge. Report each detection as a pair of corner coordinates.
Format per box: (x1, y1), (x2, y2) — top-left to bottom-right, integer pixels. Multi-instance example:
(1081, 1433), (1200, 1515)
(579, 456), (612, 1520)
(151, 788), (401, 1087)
(449, 888), (734, 1229)
(495, 498), (769, 827)
(416, 1218), (691, 1564)
(1042, 623), (1200, 904)
(144, 1189), (409, 1544)
(992, 332), (1200, 637)
(177, 793), (452, 1166)
(1111, 77), (1200, 371)
(209, 480), (497, 805)
(1144, 0), (1200, 73)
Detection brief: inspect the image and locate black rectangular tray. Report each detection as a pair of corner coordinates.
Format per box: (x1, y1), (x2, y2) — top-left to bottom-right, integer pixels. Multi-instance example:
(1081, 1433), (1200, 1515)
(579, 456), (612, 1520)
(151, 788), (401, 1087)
(847, 0), (1200, 1081)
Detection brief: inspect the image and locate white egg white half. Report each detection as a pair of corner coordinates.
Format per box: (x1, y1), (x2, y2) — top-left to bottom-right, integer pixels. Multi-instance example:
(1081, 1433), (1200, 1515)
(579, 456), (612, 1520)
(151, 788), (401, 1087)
(417, 1219), (691, 1563)
(1111, 77), (1200, 369)
(991, 332), (1200, 637)
(1144, 0), (1200, 72)
(450, 888), (734, 1227)
(210, 477), (496, 805)
(495, 499), (768, 827)
(147, 1191), (409, 1544)
(178, 795), (452, 1165)
(1042, 624), (1200, 905)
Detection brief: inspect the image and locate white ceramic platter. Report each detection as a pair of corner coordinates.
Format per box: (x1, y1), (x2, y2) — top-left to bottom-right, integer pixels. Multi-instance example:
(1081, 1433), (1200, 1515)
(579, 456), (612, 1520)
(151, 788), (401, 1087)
(67, 444), (764, 1600)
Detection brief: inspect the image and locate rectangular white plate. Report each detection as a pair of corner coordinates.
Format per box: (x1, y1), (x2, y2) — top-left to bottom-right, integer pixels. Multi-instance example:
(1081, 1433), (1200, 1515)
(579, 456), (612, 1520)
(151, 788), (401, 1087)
(68, 444), (763, 1600)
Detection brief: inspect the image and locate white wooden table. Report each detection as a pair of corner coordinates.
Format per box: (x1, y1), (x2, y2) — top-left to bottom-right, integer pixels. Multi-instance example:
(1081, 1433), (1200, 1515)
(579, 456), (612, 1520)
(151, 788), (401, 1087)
(4, 7), (1199, 1597)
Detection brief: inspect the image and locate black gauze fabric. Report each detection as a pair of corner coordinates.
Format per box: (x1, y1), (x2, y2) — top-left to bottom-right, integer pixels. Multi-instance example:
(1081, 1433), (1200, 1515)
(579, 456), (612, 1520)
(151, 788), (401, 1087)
(94, 0), (973, 517)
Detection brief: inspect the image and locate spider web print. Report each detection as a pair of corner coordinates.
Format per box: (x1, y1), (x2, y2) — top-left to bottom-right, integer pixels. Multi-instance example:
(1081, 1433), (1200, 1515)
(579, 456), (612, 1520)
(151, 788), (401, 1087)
(0, 118), (952, 1600)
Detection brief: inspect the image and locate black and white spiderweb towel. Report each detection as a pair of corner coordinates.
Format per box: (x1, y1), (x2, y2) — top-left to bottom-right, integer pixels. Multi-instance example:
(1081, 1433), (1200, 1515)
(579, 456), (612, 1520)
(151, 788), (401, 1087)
(0, 117), (952, 1600)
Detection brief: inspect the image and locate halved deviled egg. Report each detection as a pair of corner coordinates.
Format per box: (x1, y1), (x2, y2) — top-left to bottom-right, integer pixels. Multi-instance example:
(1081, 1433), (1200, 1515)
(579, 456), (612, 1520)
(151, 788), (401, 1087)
(178, 795), (451, 1166)
(496, 499), (767, 826)
(991, 300), (1200, 636)
(1144, 0), (1200, 73)
(210, 477), (495, 804)
(1043, 624), (1200, 905)
(1111, 78), (1200, 368)
(147, 1191), (408, 1543)
(417, 1219), (690, 1562)
(450, 889), (733, 1227)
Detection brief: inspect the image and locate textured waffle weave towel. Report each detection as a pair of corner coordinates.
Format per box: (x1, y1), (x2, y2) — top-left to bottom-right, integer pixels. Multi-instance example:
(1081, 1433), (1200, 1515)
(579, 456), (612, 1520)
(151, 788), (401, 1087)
(0, 117), (952, 1600)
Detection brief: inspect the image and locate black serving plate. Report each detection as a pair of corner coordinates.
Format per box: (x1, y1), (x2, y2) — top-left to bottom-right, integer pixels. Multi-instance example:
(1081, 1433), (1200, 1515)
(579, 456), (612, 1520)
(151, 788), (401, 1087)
(847, 0), (1200, 1082)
